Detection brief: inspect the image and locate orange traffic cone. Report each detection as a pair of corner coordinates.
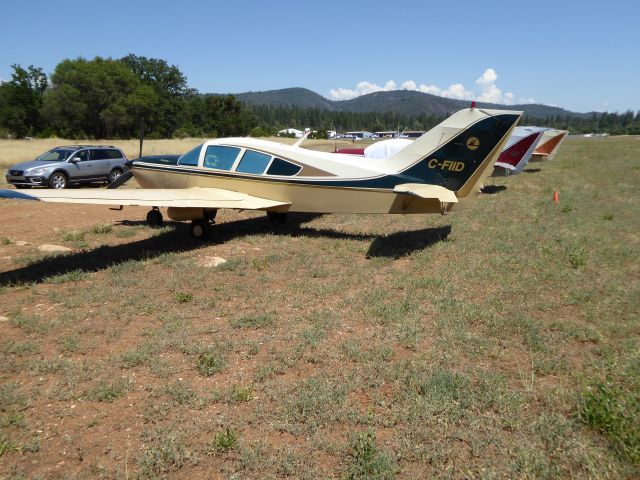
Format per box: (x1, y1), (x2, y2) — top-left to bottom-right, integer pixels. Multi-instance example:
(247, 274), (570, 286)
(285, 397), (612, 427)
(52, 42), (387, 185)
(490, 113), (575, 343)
(553, 191), (559, 204)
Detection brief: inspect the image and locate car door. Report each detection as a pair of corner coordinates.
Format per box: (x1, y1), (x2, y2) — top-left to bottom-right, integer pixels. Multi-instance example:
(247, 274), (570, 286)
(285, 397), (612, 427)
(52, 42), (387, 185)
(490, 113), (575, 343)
(66, 149), (92, 181)
(89, 148), (112, 178)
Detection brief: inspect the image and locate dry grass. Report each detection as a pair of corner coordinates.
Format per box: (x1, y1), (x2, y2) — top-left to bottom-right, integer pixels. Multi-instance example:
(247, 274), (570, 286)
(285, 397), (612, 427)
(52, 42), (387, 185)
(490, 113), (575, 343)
(0, 136), (365, 168)
(0, 136), (638, 478)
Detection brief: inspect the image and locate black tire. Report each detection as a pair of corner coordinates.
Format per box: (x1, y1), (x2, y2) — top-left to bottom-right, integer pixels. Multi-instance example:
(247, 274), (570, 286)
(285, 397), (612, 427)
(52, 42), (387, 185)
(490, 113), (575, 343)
(267, 211), (288, 223)
(146, 209), (163, 227)
(108, 169), (123, 184)
(15, 185), (31, 189)
(190, 220), (211, 239)
(49, 172), (68, 189)
(204, 209), (217, 221)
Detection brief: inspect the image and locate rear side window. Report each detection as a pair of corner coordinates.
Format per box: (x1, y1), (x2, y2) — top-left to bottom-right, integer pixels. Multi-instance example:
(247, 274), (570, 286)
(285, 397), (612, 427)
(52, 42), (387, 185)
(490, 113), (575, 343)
(203, 146), (241, 171)
(236, 150), (271, 174)
(91, 148), (109, 160)
(105, 149), (123, 159)
(266, 158), (302, 176)
(178, 144), (203, 166)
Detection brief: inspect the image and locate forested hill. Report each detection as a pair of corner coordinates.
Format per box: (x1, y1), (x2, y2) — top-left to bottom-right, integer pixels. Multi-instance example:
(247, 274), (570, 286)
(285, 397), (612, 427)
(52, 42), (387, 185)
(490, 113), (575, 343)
(232, 87), (593, 119)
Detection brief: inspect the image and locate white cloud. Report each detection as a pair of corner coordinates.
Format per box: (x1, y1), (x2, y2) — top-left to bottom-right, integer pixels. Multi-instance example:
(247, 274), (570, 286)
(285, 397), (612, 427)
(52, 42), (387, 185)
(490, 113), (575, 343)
(440, 83), (474, 100)
(475, 68), (498, 86)
(328, 79), (398, 100)
(401, 80), (416, 90)
(328, 68), (526, 105)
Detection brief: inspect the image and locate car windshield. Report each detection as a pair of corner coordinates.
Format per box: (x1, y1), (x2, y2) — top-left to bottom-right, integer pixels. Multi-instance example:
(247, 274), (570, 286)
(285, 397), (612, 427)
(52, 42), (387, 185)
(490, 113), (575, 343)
(36, 148), (75, 161)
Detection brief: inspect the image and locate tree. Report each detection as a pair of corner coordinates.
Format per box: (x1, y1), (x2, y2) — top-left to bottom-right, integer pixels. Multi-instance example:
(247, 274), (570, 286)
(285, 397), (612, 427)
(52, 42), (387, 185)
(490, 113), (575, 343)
(42, 57), (140, 138)
(120, 54), (193, 137)
(0, 64), (48, 137)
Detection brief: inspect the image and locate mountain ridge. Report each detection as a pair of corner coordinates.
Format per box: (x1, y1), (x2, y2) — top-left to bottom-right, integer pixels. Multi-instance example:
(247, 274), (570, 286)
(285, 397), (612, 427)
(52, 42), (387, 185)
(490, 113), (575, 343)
(225, 87), (594, 119)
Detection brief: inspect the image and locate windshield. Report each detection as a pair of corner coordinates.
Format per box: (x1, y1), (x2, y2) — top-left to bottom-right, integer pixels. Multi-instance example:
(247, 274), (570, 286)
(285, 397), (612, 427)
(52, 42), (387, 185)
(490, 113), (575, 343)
(36, 148), (75, 161)
(177, 144), (203, 166)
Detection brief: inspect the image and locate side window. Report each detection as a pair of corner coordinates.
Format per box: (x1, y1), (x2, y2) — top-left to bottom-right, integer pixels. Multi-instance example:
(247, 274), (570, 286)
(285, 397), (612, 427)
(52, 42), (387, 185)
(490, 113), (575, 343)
(178, 144), (203, 166)
(266, 158), (302, 176)
(90, 149), (108, 160)
(106, 149), (123, 159)
(203, 146), (241, 171)
(236, 150), (271, 175)
(75, 150), (89, 161)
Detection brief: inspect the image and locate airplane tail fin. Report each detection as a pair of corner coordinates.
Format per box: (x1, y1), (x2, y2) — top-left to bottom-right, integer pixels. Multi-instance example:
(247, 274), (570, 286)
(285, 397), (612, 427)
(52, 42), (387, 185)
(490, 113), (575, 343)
(385, 107), (522, 198)
(532, 130), (568, 161)
(494, 128), (546, 174)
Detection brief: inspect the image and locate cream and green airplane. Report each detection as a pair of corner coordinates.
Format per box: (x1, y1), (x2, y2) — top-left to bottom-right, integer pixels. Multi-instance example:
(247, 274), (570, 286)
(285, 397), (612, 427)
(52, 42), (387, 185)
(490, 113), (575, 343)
(1, 106), (521, 238)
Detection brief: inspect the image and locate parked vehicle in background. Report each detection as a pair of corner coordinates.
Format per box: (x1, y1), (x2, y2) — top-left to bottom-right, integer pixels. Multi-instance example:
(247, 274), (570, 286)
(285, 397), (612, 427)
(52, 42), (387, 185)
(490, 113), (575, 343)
(5, 145), (129, 189)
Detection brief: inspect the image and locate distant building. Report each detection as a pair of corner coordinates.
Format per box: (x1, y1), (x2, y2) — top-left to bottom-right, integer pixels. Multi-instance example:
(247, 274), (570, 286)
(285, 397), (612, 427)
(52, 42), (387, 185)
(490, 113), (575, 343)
(375, 131), (399, 138)
(402, 131), (426, 138)
(345, 131), (374, 139)
(278, 128), (304, 138)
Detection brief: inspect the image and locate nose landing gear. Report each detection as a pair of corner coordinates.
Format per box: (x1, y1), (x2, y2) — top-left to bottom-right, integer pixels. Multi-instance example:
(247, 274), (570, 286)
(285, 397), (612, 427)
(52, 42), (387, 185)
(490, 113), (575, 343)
(146, 207), (163, 227)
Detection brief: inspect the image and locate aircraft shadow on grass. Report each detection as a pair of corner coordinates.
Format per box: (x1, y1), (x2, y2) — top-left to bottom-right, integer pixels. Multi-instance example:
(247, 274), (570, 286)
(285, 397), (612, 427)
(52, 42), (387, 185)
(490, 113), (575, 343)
(481, 185), (508, 194)
(523, 168), (542, 174)
(0, 214), (451, 285)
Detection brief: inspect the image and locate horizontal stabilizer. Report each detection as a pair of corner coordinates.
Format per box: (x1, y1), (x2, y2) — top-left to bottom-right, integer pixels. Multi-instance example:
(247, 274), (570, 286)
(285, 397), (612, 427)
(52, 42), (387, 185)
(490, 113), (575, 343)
(0, 187), (290, 210)
(494, 162), (517, 171)
(393, 184), (458, 203)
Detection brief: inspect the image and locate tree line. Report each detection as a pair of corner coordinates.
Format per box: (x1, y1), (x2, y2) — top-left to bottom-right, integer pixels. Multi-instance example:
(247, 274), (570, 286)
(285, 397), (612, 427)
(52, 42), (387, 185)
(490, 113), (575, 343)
(1, 55), (640, 139)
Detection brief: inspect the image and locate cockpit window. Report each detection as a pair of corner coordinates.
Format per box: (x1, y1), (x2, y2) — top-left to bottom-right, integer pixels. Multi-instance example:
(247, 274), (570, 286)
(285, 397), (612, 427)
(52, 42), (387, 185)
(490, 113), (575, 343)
(203, 146), (241, 170)
(236, 150), (271, 175)
(177, 144), (203, 166)
(266, 158), (302, 176)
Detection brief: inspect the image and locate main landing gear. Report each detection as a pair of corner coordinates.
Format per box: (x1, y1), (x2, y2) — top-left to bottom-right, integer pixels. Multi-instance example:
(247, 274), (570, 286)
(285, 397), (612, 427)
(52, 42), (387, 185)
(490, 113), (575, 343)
(190, 210), (217, 239)
(267, 211), (288, 223)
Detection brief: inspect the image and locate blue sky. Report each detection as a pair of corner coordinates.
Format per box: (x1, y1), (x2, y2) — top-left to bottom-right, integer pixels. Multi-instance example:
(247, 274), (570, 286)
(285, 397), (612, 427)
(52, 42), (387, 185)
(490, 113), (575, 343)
(1, 0), (637, 113)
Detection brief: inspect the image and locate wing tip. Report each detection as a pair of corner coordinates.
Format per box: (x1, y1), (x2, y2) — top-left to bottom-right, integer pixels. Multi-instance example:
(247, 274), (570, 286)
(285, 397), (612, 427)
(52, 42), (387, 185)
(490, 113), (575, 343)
(0, 189), (40, 201)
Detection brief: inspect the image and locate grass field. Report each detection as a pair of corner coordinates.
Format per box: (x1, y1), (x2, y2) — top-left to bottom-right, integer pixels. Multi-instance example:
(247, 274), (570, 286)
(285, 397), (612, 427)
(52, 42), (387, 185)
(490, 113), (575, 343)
(0, 136), (639, 478)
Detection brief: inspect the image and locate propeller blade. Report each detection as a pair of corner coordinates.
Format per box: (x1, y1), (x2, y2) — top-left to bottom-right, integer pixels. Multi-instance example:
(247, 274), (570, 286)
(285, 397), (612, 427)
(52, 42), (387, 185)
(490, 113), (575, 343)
(107, 170), (133, 189)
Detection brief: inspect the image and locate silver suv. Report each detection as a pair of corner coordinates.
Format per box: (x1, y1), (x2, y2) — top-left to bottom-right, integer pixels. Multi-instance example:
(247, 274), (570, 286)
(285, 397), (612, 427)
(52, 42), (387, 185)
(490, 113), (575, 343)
(5, 145), (129, 189)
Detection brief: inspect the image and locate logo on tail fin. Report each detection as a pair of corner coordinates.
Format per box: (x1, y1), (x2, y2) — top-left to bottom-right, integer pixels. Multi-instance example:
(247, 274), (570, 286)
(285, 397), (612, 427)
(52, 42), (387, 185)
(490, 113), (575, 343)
(466, 137), (480, 150)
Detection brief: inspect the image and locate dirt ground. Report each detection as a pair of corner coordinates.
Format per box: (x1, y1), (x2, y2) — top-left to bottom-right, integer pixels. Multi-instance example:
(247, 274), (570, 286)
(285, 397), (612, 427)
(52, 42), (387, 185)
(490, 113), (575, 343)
(0, 137), (638, 479)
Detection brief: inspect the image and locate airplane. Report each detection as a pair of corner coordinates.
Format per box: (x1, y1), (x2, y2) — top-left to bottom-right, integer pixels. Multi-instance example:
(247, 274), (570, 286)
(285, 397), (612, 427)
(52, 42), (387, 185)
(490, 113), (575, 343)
(491, 126), (547, 176)
(0, 106), (522, 239)
(529, 129), (569, 162)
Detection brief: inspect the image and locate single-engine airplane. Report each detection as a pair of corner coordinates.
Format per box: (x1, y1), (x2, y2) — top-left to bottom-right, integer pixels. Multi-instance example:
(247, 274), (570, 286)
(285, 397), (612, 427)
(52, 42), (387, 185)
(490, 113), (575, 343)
(1, 107), (521, 238)
(530, 129), (568, 162)
(491, 126), (547, 176)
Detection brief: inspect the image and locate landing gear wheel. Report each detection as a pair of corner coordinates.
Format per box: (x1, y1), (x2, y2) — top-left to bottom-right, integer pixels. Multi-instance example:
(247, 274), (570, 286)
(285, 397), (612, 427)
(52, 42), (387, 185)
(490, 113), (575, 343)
(190, 219), (211, 239)
(204, 209), (217, 221)
(49, 172), (68, 189)
(146, 208), (163, 227)
(267, 211), (288, 223)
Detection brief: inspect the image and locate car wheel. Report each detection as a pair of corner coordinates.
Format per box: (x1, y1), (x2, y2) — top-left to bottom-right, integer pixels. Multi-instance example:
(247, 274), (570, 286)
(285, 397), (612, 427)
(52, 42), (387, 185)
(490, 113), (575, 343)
(49, 172), (68, 189)
(108, 169), (123, 184)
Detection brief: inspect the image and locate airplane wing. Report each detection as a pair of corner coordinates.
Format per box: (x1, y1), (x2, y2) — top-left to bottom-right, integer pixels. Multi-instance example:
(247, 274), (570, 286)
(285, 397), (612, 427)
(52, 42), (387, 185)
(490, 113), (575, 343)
(0, 187), (290, 210)
(393, 184), (458, 203)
